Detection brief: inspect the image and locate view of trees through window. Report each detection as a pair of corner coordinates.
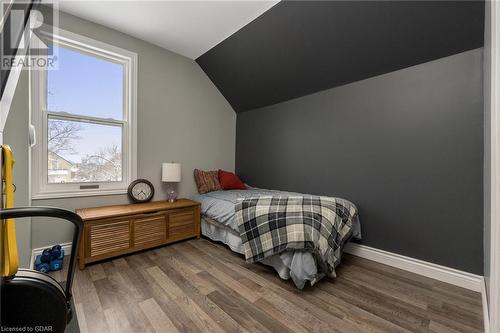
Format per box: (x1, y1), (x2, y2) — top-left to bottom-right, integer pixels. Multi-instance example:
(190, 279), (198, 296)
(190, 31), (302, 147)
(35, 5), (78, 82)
(46, 45), (124, 184)
(47, 118), (122, 183)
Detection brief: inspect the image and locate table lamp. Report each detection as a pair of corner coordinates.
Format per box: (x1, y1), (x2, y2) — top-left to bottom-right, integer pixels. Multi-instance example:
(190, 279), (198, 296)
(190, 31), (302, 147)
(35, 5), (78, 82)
(162, 162), (181, 202)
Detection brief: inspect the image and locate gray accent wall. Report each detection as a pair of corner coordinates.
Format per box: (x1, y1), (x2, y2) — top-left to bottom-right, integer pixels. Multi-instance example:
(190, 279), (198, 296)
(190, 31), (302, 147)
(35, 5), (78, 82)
(5, 9), (236, 256)
(236, 49), (484, 274)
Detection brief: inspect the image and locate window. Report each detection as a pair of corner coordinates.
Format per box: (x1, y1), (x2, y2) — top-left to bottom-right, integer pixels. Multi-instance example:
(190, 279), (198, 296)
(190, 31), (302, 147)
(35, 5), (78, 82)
(31, 29), (137, 199)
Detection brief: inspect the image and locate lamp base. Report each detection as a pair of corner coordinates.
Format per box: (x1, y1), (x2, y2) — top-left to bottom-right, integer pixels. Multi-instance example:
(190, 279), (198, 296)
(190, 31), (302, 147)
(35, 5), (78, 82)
(166, 188), (178, 203)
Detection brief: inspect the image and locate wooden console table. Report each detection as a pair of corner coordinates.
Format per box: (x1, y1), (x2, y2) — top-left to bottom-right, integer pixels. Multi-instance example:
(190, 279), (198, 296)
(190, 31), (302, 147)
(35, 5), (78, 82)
(76, 199), (200, 269)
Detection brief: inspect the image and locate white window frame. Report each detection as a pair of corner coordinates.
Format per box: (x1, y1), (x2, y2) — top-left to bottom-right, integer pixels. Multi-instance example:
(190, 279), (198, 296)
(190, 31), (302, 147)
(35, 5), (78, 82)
(30, 28), (137, 199)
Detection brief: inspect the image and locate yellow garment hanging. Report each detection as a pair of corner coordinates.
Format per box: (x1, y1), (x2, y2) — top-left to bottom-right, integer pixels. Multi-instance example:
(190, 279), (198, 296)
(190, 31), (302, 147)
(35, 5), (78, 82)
(1, 144), (18, 277)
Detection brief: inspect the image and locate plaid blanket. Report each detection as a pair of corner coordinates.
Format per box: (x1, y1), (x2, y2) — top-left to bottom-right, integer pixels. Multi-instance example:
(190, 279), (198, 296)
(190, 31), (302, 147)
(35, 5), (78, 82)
(235, 196), (357, 276)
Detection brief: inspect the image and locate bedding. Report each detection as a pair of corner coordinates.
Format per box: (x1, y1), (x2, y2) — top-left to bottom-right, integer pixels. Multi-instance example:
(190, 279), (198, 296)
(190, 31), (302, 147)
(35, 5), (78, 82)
(201, 216), (324, 288)
(192, 187), (361, 289)
(236, 196), (357, 277)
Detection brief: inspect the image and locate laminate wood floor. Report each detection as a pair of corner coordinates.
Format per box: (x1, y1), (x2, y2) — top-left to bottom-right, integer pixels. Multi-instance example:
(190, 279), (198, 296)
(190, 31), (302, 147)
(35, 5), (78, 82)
(61, 238), (484, 333)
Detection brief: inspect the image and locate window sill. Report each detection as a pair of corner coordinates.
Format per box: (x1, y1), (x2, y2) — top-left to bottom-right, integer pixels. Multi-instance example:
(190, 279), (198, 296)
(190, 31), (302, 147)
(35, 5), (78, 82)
(32, 188), (128, 200)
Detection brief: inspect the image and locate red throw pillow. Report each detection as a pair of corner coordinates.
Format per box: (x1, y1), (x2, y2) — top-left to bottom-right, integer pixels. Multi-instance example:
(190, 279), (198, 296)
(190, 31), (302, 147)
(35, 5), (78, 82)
(218, 170), (246, 190)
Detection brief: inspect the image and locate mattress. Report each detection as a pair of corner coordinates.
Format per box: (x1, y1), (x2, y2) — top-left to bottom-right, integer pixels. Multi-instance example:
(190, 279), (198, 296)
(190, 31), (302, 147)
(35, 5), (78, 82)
(192, 187), (362, 239)
(193, 187), (362, 289)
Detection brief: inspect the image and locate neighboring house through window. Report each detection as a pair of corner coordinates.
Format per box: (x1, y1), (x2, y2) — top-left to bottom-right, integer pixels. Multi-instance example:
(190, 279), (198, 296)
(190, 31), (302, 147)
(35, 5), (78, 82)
(31, 29), (137, 199)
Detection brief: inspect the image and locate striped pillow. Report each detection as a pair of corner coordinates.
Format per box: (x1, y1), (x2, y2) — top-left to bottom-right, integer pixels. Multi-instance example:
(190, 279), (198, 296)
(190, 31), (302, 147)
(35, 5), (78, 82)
(193, 169), (223, 194)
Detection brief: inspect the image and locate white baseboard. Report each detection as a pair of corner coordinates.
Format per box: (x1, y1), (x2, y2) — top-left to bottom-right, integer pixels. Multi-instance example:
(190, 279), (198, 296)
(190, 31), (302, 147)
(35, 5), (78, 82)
(482, 278), (490, 333)
(344, 243), (491, 329)
(344, 243), (483, 292)
(29, 242), (72, 269)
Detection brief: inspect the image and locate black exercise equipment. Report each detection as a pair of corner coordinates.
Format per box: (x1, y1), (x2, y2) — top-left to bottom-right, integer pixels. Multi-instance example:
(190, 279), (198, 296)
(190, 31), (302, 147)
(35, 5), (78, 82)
(1, 207), (83, 333)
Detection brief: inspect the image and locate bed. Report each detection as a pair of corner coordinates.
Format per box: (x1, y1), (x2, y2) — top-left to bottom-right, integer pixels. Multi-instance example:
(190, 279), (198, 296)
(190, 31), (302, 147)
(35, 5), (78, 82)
(192, 187), (361, 289)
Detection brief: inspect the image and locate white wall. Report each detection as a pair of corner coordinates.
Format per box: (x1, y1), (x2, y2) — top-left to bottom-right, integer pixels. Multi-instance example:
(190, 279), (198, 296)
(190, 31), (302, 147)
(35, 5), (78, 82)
(484, 0), (492, 308)
(484, 0), (499, 331)
(3, 71), (31, 267)
(4, 9), (236, 256)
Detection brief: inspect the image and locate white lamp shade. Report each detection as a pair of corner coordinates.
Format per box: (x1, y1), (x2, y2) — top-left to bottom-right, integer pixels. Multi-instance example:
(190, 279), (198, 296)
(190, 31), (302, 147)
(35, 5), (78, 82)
(162, 163), (181, 182)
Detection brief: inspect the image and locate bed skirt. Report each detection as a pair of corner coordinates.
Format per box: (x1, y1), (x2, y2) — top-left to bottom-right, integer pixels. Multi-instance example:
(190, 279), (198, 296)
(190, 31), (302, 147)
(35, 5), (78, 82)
(201, 216), (324, 289)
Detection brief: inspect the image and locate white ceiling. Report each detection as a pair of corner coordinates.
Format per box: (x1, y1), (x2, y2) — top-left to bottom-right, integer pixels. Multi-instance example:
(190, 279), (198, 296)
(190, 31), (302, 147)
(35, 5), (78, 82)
(55, 0), (279, 59)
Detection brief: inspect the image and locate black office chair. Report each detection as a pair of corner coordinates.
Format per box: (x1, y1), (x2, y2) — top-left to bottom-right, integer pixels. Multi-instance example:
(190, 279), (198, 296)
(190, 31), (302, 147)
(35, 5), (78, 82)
(1, 207), (83, 333)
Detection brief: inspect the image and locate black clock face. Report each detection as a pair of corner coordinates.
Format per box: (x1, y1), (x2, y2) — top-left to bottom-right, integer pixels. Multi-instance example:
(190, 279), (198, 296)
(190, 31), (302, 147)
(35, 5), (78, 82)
(128, 179), (154, 203)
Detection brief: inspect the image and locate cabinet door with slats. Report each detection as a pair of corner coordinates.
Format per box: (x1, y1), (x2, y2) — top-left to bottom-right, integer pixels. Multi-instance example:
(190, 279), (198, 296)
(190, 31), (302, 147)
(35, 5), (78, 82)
(168, 209), (196, 241)
(133, 214), (167, 248)
(88, 219), (131, 258)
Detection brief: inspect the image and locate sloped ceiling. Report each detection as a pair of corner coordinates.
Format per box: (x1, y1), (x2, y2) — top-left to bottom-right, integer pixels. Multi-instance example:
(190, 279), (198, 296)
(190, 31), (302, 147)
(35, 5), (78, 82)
(197, 1), (485, 113)
(56, 0), (279, 59)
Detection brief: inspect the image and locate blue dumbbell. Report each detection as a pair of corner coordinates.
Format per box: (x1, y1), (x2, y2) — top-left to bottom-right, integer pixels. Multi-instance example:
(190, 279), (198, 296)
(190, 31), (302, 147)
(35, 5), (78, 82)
(40, 249), (52, 263)
(35, 254), (51, 273)
(51, 245), (62, 260)
(50, 260), (62, 271)
(38, 263), (50, 273)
